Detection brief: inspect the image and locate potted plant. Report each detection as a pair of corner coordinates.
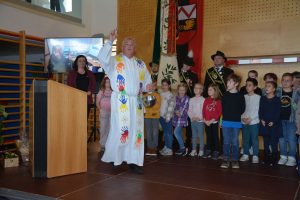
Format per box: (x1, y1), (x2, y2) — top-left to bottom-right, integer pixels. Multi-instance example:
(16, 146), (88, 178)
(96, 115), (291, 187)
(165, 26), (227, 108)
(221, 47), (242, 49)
(0, 105), (18, 168)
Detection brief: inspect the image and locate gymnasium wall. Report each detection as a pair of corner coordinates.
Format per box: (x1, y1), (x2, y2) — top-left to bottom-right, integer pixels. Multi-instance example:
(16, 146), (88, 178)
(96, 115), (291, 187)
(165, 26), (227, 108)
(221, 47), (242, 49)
(202, 0), (300, 84)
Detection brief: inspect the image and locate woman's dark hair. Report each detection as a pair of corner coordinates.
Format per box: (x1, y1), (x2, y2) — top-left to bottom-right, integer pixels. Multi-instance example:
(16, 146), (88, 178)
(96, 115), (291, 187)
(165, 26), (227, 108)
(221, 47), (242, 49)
(100, 76), (112, 91)
(72, 55), (88, 71)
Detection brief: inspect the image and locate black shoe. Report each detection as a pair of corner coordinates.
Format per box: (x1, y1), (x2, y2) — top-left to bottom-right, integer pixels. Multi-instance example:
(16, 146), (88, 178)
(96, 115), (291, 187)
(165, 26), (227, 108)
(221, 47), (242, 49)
(175, 148), (186, 156)
(270, 153), (277, 167)
(263, 153), (271, 165)
(212, 151), (219, 160)
(129, 164), (144, 175)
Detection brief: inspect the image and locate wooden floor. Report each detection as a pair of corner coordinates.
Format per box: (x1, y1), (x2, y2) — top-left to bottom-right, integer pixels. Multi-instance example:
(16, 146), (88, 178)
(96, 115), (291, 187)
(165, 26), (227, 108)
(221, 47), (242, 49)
(0, 143), (300, 200)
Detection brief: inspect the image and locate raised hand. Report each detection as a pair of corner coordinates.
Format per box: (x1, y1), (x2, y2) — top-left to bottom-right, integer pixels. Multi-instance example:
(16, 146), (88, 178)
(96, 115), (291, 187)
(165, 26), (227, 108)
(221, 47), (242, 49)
(109, 28), (117, 42)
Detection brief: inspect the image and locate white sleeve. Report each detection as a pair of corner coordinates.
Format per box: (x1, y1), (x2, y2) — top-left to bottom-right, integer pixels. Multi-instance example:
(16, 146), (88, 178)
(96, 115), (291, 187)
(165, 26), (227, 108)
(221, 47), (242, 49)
(249, 96), (260, 122)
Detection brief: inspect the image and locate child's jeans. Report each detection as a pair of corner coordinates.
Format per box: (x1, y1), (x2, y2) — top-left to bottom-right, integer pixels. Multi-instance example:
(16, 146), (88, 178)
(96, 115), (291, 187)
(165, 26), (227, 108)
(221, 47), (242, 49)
(205, 123), (219, 153)
(242, 124), (259, 156)
(159, 117), (173, 149)
(174, 126), (185, 150)
(191, 121), (205, 151)
(145, 118), (159, 149)
(279, 120), (297, 158)
(263, 130), (279, 160)
(222, 127), (240, 161)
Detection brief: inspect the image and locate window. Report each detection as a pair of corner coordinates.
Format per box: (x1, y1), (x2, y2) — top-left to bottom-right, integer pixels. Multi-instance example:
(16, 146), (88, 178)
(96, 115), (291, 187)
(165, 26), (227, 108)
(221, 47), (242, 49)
(4, 0), (82, 23)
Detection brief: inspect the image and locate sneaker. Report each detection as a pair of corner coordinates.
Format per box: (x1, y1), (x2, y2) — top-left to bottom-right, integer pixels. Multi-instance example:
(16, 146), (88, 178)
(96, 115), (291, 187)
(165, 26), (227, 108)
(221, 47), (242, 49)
(278, 155), (288, 165)
(203, 150), (211, 158)
(239, 154), (249, 162)
(182, 148), (189, 156)
(212, 151), (219, 160)
(252, 156), (259, 164)
(159, 146), (167, 154)
(240, 148), (244, 155)
(175, 148), (186, 156)
(198, 150), (204, 157)
(249, 147), (253, 156)
(220, 161), (230, 168)
(161, 148), (173, 156)
(189, 150), (197, 157)
(286, 156), (297, 167)
(232, 161), (240, 169)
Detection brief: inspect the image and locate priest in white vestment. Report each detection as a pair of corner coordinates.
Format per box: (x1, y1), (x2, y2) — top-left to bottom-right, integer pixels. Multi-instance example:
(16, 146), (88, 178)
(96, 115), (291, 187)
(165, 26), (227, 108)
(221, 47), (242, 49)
(98, 29), (152, 174)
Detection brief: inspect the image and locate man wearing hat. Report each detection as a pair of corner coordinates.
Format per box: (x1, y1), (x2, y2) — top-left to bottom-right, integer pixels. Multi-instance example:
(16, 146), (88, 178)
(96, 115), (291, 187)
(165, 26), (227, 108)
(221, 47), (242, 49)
(203, 51), (234, 97)
(149, 61), (159, 82)
(180, 50), (199, 97)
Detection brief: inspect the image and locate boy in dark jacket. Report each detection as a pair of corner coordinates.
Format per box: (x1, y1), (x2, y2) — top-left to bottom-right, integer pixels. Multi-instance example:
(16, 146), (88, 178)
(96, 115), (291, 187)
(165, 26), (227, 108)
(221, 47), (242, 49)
(220, 74), (245, 169)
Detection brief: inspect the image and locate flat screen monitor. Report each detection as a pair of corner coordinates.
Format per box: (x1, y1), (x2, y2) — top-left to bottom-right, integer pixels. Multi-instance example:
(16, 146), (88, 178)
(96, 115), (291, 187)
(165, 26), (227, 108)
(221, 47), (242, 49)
(44, 37), (104, 73)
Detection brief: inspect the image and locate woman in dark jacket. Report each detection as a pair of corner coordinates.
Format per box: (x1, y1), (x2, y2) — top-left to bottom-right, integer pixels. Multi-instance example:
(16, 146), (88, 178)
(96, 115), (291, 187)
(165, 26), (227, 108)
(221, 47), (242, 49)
(67, 55), (96, 117)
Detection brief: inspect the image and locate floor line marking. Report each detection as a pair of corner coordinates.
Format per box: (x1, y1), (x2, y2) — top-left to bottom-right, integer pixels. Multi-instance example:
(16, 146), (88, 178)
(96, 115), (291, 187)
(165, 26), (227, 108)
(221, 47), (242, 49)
(119, 176), (267, 200)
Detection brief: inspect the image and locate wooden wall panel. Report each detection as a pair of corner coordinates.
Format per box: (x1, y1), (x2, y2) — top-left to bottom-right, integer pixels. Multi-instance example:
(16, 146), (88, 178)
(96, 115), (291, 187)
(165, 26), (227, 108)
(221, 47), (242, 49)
(117, 0), (157, 68)
(202, 0), (300, 81)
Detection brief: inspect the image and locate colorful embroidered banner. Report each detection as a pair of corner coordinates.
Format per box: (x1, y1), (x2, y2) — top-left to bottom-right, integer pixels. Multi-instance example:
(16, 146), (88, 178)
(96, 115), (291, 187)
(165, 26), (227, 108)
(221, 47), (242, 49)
(177, 0), (204, 79)
(157, 0), (180, 89)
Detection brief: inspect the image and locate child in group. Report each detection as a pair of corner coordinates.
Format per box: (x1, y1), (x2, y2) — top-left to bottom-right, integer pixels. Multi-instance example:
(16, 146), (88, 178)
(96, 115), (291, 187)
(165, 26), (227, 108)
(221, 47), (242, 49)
(172, 83), (189, 156)
(259, 81), (281, 166)
(240, 70), (262, 96)
(202, 83), (222, 160)
(159, 79), (176, 156)
(292, 71), (300, 90)
(220, 74), (245, 169)
(239, 70), (261, 156)
(240, 78), (261, 164)
(144, 81), (161, 156)
(277, 73), (300, 166)
(96, 77), (112, 151)
(262, 73), (279, 96)
(188, 83), (205, 157)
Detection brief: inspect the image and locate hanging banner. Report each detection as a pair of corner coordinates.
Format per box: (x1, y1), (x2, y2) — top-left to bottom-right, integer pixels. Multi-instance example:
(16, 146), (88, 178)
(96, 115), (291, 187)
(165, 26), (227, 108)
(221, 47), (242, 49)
(157, 0), (180, 89)
(176, 0), (204, 79)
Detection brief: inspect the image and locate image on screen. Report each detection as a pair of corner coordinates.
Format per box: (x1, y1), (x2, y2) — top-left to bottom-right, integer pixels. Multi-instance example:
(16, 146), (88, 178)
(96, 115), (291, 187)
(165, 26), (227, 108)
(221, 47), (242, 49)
(44, 37), (104, 73)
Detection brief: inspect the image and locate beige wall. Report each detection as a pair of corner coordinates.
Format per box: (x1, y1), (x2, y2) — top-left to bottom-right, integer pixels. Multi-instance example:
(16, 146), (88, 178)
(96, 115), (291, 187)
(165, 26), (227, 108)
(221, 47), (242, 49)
(0, 0), (117, 37)
(201, 0), (300, 84)
(91, 0), (117, 36)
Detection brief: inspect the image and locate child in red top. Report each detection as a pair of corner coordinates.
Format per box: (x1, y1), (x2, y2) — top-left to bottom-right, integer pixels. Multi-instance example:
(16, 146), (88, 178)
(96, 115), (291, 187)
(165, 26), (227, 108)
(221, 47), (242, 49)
(202, 83), (222, 159)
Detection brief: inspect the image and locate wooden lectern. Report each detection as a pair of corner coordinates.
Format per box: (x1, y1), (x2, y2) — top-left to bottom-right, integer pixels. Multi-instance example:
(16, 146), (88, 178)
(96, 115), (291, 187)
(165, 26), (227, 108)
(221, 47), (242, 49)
(29, 80), (87, 178)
